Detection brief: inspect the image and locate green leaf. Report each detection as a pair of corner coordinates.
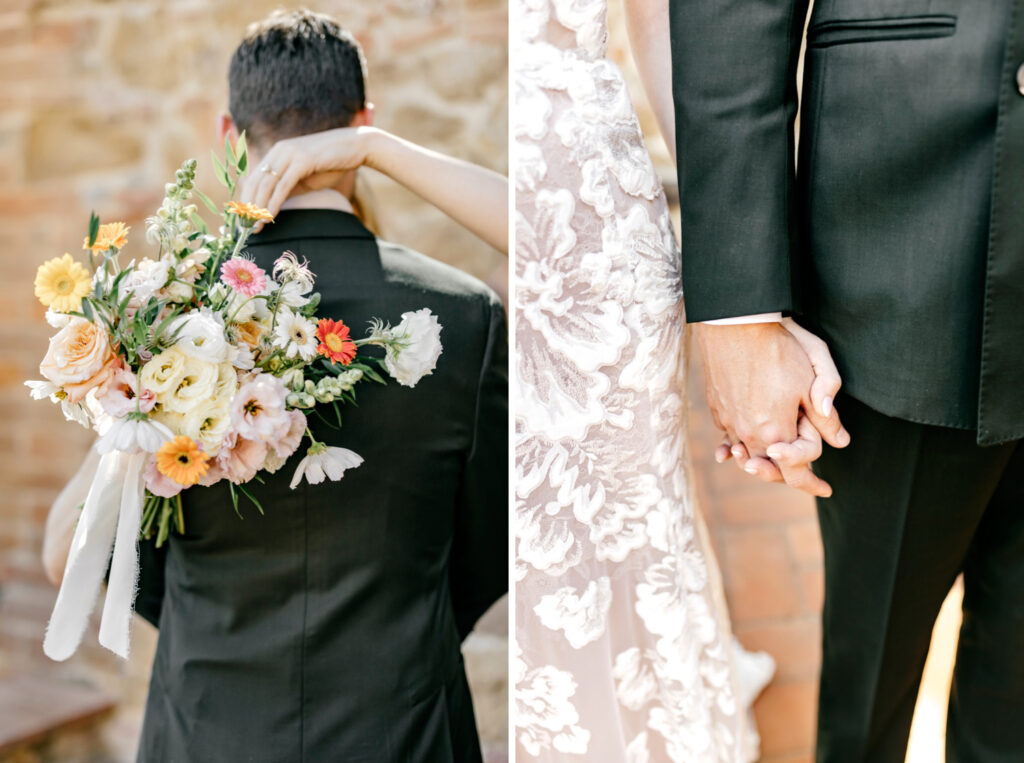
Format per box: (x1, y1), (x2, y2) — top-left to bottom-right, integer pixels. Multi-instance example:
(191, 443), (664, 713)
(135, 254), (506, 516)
(189, 213), (208, 235)
(237, 483), (264, 515)
(81, 298), (95, 323)
(224, 134), (236, 168)
(87, 212), (100, 249)
(236, 135), (248, 173)
(212, 150), (230, 189)
(194, 188), (220, 215)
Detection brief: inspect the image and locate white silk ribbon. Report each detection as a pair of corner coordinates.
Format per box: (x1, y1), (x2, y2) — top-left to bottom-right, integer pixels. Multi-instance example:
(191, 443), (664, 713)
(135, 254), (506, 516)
(43, 450), (146, 661)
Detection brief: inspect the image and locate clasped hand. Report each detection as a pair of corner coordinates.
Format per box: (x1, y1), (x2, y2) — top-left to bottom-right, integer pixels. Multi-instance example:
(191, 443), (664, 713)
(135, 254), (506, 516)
(697, 319), (850, 498)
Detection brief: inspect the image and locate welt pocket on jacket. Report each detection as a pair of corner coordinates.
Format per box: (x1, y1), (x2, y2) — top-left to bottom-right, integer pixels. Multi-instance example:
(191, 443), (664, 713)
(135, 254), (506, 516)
(807, 15), (956, 48)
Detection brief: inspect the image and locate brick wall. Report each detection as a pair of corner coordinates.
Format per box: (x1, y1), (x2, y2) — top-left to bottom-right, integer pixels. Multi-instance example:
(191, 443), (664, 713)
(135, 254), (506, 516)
(0, 0), (507, 760)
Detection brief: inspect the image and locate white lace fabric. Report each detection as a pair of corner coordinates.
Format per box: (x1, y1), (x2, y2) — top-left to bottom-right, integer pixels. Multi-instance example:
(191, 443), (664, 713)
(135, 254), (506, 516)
(513, 0), (762, 760)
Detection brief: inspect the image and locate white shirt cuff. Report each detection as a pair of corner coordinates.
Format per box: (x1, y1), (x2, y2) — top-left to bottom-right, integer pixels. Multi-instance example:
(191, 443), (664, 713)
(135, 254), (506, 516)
(700, 312), (785, 326)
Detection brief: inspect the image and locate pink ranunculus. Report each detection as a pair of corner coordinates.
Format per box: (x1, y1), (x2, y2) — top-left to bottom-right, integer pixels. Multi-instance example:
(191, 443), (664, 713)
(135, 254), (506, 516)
(272, 410), (308, 460)
(231, 374), (291, 442)
(220, 258), (267, 298)
(97, 364), (156, 418)
(40, 318), (120, 404)
(144, 454), (184, 498)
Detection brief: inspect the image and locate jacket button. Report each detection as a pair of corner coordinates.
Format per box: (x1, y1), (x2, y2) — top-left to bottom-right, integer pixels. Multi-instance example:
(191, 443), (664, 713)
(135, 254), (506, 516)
(1018, 63), (1024, 96)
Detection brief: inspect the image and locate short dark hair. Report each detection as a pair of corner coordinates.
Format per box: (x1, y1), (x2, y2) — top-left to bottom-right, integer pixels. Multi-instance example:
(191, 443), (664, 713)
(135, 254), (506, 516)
(228, 9), (367, 148)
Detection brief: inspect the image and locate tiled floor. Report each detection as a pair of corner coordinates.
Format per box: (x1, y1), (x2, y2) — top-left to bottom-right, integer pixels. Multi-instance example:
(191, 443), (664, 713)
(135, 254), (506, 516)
(689, 360), (960, 762)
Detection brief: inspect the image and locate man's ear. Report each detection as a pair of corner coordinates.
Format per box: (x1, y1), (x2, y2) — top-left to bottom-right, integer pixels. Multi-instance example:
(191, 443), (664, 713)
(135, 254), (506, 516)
(217, 113), (240, 147)
(351, 103), (375, 128)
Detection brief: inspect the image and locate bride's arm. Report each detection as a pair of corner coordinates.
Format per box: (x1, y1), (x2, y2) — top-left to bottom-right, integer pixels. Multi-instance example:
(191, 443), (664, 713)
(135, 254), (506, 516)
(239, 127), (509, 254)
(42, 442), (100, 585)
(624, 0), (676, 162)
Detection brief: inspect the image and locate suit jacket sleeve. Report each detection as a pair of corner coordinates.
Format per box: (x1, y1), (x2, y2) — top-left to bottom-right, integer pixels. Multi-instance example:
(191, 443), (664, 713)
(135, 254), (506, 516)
(670, 0), (811, 321)
(449, 294), (509, 641)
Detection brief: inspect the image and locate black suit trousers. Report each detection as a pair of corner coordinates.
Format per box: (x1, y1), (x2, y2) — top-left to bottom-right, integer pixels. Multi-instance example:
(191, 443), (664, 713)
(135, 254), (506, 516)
(813, 395), (1024, 762)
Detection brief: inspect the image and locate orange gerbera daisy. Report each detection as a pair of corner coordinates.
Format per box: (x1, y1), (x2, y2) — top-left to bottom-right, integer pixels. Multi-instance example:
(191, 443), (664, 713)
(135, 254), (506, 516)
(226, 201), (274, 226)
(156, 435), (210, 486)
(83, 222), (130, 253)
(316, 318), (357, 365)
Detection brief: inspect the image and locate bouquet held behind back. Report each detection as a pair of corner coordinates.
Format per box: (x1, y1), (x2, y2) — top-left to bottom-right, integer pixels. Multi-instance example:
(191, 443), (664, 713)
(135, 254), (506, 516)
(26, 136), (443, 661)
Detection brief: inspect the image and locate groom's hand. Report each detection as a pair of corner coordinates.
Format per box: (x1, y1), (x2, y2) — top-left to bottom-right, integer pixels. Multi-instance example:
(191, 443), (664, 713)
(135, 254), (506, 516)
(698, 321), (849, 496)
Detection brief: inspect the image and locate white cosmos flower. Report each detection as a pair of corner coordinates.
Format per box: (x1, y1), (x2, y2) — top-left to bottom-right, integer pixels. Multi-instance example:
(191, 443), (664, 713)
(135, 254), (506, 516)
(168, 308), (228, 363)
(273, 308), (318, 361)
(289, 444), (363, 489)
(379, 308), (444, 388)
(45, 309), (72, 329)
(96, 416), (174, 455)
(25, 379), (59, 401)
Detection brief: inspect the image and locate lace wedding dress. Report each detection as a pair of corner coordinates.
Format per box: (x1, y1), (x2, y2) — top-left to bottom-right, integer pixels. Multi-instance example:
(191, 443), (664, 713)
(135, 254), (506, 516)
(513, 1), (772, 760)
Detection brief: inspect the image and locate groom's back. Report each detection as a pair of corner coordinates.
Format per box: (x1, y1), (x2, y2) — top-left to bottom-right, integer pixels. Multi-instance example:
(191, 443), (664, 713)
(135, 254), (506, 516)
(140, 209), (506, 762)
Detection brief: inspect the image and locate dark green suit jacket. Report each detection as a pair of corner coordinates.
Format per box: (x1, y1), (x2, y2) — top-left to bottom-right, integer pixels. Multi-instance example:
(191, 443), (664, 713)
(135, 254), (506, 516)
(671, 0), (1024, 444)
(134, 210), (507, 762)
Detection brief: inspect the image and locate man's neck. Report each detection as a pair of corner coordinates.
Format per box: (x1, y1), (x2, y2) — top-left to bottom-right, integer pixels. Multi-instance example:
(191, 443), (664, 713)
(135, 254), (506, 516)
(280, 188), (355, 214)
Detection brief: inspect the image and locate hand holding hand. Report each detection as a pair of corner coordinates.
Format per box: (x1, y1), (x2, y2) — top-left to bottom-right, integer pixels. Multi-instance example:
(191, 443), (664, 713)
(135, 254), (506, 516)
(699, 319), (848, 497)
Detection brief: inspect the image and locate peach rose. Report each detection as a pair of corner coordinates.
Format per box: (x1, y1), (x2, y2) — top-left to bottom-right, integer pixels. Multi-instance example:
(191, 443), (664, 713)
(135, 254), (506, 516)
(40, 318), (119, 404)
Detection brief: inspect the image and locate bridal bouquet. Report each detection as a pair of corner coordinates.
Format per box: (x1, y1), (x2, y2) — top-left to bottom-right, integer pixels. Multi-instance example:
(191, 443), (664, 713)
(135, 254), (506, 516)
(27, 137), (443, 661)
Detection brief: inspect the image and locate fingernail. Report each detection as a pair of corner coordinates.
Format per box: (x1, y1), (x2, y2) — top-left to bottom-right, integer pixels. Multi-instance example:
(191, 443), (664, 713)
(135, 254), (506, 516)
(732, 446), (744, 459)
(744, 464), (758, 475)
(838, 428), (850, 446)
(821, 396), (833, 417)
(715, 451), (725, 464)
(766, 446), (782, 460)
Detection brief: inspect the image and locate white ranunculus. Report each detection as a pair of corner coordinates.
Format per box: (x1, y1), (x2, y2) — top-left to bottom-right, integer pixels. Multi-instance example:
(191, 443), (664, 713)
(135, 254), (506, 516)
(118, 258), (172, 305)
(96, 417), (173, 455)
(168, 308), (228, 363)
(289, 444), (363, 489)
(383, 308), (443, 388)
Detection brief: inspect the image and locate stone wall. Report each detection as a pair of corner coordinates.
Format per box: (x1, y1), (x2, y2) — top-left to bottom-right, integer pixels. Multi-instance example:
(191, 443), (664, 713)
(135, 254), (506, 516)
(0, 0), (507, 760)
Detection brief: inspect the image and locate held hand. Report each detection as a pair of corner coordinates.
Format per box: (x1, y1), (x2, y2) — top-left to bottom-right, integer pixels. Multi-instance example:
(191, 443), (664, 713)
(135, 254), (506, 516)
(700, 321), (848, 496)
(238, 126), (378, 221)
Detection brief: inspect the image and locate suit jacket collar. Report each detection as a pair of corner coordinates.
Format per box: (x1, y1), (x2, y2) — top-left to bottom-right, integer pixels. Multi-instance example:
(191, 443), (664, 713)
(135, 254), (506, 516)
(248, 209), (375, 246)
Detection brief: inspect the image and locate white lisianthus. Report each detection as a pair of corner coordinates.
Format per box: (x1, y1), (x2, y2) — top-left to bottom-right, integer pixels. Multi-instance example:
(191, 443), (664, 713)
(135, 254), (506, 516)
(182, 402), (232, 453)
(160, 354), (220, 415)
(118, 258), (171, 304)
(140, 346), (188, 396)
(273, 308), (318, 361)
(168, 308), (228, 363)
(226, 291), (257, 323)
(380, 308), (443, 388)
(96, 416), (173, 455)
(214, 361), (239, 399)
(289, 443), (363, 488)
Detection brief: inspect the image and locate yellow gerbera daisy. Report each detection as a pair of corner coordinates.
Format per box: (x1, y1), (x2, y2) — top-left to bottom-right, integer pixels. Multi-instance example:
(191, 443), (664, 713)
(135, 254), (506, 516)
(34, 253), (92, 312)
(226, 201), (274, 226)
(83, 222), (130, 253)
(156, 435), (210, 486)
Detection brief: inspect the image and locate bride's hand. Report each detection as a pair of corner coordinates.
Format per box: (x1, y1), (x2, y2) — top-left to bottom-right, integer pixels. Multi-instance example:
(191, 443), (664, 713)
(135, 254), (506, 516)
(238, 126), (377, 221)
